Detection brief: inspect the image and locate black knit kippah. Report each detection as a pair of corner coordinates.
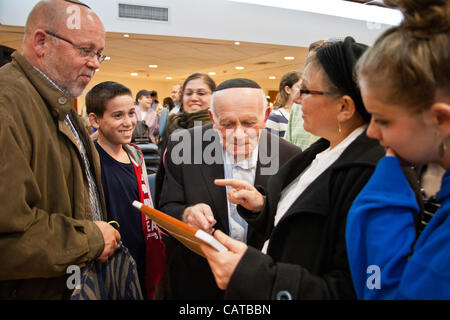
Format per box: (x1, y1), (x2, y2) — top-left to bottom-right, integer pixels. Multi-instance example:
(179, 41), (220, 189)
(215, 78), (261, 92)
(316, 37), (370, 123)
(64, 0), (91, 9)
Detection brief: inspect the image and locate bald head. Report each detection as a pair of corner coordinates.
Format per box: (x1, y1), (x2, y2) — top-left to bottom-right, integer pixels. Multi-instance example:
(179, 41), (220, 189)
(24, 0), (98, 39)
(22, 0), (105, 97)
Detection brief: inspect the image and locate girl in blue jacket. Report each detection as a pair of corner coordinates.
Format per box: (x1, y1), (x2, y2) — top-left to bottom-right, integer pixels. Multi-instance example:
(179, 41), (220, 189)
(345, 0), (450, 299)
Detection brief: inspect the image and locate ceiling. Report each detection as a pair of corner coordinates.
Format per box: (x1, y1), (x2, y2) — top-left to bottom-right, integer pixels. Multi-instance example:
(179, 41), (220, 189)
(0, 25), (309, 89)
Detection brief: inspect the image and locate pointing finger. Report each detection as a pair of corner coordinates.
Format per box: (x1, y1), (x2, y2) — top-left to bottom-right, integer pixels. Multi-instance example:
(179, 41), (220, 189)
(215, 179), (250, 190)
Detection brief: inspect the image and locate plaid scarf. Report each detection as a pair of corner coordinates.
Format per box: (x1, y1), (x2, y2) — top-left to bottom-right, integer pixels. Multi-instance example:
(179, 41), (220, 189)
(166, 108), (212, 136)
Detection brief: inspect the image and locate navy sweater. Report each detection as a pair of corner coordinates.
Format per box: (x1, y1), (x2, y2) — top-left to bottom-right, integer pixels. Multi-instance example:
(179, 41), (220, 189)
(95, 142), (146, 293)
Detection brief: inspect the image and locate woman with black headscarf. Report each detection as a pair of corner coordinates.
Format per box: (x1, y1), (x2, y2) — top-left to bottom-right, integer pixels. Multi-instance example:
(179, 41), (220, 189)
(200, 37), (385, 299)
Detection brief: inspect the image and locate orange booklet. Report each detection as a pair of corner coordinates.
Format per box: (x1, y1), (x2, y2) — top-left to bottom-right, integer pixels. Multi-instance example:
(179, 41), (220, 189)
(132, 201), (227, 258)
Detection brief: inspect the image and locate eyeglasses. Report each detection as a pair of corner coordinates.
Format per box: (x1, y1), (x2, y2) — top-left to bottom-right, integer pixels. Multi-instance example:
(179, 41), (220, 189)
(299, 89), (327, 96)
(45, 30), (106, 64)
(184, 90), (211, 97)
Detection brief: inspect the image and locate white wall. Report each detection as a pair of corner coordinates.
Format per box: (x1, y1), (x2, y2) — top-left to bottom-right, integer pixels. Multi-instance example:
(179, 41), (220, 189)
(0, 0), (393, 47)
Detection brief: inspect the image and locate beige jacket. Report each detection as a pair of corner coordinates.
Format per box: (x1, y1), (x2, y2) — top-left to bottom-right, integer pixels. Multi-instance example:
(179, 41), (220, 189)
(0, 52), (106, 299)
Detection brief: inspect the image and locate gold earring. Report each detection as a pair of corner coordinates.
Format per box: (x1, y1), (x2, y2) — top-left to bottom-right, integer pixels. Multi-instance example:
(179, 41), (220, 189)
(439, 140), (447, 158)
(337, 121), (342, 133)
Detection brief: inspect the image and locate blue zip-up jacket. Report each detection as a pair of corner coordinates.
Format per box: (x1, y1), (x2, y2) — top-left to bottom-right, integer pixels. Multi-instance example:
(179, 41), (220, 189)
(346, 156), (450, 299)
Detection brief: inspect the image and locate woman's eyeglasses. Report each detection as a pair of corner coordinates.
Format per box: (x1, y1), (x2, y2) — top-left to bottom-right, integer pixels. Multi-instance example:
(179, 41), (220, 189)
(299, 89), (327, 96)
(184, 90), (211, 97)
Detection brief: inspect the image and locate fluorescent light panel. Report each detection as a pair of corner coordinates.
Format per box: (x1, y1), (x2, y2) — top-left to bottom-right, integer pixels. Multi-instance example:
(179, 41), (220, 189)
(227, 0), (402, 26)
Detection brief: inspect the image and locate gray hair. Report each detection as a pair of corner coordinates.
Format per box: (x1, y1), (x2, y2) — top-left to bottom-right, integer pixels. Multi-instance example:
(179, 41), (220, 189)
(209, 88), (268, 121)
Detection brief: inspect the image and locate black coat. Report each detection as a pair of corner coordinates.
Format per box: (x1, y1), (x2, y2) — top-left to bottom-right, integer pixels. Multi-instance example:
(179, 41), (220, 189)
(225, 132), (385, 300)
(158, 124), (301, 299)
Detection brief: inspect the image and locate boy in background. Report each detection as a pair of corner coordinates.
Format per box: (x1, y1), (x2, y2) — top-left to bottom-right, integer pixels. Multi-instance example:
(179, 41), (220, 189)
(86, 81), (166, 299)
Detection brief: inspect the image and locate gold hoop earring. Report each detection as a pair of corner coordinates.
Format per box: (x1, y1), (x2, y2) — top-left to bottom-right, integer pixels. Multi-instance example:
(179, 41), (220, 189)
(337, 121), (342, 133)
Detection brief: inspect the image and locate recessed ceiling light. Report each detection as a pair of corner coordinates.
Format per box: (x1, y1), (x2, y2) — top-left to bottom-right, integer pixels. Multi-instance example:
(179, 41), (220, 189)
(149, 65), (158, 68)
(235, 66), (244, 70)
(269, 76), (276, 79)
(166, 76), (173, 80)
(234, 41), (240, 45)
(104, 56), (111, 61)
(208, 72), (216, 75)
(284, 56), (295, 60)
(123, 34), (130, 38)
(130, 72), (138, 76)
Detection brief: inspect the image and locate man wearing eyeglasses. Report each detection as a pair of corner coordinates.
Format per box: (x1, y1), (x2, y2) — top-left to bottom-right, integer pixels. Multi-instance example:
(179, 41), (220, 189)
(0, 0), (120, 299)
